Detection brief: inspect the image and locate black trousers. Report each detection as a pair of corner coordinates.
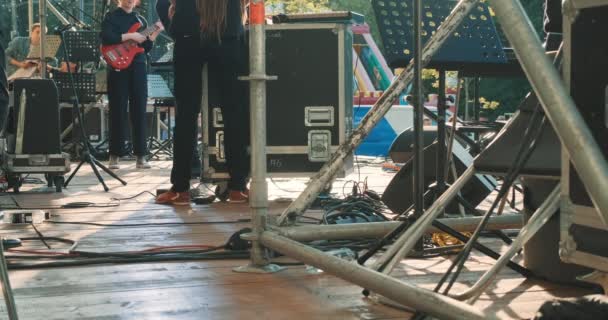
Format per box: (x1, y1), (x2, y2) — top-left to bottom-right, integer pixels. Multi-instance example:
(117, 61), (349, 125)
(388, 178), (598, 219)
(107, 59), (148, 156)
(171, 34), (249, 192)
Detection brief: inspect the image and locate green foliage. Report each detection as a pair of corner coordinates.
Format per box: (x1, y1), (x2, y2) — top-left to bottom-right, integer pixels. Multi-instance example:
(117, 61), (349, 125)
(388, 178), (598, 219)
(266, 0), (330, 13)
(467, 0), (546, 120)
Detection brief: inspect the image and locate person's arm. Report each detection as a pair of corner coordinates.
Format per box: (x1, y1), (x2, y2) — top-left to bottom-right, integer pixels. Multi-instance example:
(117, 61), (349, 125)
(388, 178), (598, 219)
(100, 12), (146, 45)
(156, 0), (172, 33)
(5, 39), (31, 69)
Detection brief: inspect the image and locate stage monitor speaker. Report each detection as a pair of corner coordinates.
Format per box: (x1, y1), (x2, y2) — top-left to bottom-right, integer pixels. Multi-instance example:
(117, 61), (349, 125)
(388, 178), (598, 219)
(388, 126), (439, 164)
(12, 79), (61, 154)
(382, 141), (496, 214)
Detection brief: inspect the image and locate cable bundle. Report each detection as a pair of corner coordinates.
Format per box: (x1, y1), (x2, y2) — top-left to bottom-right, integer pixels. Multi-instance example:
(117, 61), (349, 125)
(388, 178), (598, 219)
(321, 191), (390, 225)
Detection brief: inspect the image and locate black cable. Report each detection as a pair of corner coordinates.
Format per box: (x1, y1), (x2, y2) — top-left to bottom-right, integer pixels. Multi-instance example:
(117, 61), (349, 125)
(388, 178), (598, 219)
(110, 190), (157, 201)
(30, 224), (51, 249)
(6, 251), (250, 270)
(45, 218), (252, 228)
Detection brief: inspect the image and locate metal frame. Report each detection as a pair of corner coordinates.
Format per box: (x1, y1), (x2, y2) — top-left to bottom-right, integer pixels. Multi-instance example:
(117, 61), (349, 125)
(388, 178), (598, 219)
(235, 0), (608, 318)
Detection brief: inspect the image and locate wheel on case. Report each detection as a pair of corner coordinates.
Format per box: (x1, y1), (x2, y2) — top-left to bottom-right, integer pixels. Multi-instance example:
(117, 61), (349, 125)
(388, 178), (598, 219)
(215, 182), (229, 202)
(45, 174), (53, 187)
(8, 175), (21, 194)
(54, 176), (64, 193)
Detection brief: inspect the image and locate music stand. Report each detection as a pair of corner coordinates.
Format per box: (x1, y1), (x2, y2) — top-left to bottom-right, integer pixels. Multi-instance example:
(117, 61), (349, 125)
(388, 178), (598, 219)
(58, 30), (127, 192)
(26, 35), (63, 60)
(147, 74), (174, 160)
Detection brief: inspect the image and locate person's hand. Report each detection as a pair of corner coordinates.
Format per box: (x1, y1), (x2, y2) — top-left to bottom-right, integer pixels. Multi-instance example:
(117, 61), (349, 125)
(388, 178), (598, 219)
(128, 32), (147, 44)
(155, 21), (165, 32)
(20, 61), (36, 68)
(169, 0), (176, 20)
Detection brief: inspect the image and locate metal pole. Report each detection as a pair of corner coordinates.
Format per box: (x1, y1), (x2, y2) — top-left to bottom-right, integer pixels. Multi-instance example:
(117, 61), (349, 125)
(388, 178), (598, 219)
(488, 0), (608, 225)
(39, 0), (46, 78)
(234, 0), (282, 273)
(370, 167), (476, 273)
(247, 0), (268, 267)
(0, 240), (19, 320)
(260, 232), (502, 320)
(451, 185), (560, 303)
(436, 70), (447, 211)
(274, 214), (522, 242)
(473, 77), (479, 121)
(10, 0), (19, 38)
(46, 0), (71, 26)
(412, 0), (424, 220)
(276, 0), (480, 225)
(28, 0), (34, 34)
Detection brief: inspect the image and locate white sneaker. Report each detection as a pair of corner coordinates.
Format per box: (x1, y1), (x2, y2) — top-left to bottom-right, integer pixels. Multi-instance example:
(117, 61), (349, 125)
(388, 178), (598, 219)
(136, 156), (151, 169)
(108, 155), (120, 170)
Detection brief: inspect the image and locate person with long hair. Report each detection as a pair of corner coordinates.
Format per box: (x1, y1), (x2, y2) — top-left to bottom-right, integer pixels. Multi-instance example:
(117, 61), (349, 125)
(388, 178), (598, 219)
(101, 0), (163, 169)
(156, 0), (250, 205)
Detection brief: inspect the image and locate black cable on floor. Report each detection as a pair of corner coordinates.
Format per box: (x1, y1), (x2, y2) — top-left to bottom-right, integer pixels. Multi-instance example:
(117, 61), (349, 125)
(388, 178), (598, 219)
(45, 218), (252, 228)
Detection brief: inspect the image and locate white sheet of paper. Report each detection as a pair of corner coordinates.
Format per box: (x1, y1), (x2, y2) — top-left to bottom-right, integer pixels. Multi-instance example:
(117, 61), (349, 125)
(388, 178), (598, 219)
(7, 66), (37, 82)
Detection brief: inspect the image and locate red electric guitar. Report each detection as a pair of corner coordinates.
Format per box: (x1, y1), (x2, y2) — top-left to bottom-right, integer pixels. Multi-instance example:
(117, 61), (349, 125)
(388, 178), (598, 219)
(101, 22), (161, 70)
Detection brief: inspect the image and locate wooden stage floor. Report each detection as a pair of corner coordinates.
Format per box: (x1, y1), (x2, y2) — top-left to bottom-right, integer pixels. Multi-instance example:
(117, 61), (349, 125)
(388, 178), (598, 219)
(0, 160), (591, 319)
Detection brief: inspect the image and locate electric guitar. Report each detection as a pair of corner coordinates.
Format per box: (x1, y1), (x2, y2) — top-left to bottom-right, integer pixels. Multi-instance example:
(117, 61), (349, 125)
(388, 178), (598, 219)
(101, 22), (160, 70)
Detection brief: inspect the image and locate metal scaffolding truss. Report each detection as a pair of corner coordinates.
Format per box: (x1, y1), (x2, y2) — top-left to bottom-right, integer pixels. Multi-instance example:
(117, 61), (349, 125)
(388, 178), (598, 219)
(240, 0), (608, 319)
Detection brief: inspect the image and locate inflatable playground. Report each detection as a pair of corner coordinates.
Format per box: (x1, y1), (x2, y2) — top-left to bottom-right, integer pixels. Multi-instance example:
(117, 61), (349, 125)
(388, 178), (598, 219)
(352, 25), (458, 157)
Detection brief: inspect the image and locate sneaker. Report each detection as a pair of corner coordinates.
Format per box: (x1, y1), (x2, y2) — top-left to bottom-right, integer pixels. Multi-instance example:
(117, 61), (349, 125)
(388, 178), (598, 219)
(228, 190), (249, 203)
(156, 190), (191, 206)
(136, 156), (151, 169)
(108, 155), (120, 170)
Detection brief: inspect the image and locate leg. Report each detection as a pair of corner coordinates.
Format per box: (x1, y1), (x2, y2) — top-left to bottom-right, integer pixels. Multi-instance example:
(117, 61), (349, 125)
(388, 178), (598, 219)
(216, 39), (250, 191)
(170, 35), (204, 192)
(128, 61), (149, 157)
(107, 69), (130, 157)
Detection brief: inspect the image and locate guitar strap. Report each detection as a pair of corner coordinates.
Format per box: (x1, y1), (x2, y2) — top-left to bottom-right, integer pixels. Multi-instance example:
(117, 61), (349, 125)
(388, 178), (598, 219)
(135, 14), (148, 31)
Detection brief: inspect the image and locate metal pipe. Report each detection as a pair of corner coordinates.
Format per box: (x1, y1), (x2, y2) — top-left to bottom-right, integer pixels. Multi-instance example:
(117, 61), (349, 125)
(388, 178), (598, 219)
(260, 231), (502, 320)
(247, 0), (270, 266)
(276, 0), (480, 226)
(275, 214), (522, 242)
(0, 240), (19, 320)
(39, 0), (47, 78)
(488, 0), (608, 225)
(46, 0), (71, 26)
(10, 0), (19, 38)
(28, 0), (34, 33)
(412, 0), (424, 220)
(451, 185), (560, 303)
(371, 166), (476, 272)
(437, 70), (447, 210)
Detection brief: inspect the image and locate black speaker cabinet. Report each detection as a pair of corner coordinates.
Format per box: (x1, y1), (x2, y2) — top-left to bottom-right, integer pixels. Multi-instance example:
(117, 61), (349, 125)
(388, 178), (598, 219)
(12, 79), (61, 154)
(382, 141), (496, 215)
(202, 23), (354, 181)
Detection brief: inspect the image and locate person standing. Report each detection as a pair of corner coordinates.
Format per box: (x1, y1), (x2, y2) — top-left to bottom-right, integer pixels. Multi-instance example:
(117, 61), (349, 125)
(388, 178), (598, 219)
(101, 0), (163, 169)
(156, 0), (250, 205)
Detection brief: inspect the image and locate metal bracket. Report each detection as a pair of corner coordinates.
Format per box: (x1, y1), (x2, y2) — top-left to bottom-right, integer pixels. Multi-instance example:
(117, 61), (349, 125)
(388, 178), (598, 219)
(559, 197), (577, 263)
(562, 0), (580, 22)
(238, 74), (278, 81)
(233, 263), (286, 274)
(578, 271), (608, 293)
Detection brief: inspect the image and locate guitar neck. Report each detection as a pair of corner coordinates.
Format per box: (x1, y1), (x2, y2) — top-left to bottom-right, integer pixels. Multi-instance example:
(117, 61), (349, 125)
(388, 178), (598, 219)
(140, 25), (160, 38)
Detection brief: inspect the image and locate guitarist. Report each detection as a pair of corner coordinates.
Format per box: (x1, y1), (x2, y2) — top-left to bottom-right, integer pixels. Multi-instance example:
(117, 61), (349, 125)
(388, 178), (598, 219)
(101, 0), (163, 170)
